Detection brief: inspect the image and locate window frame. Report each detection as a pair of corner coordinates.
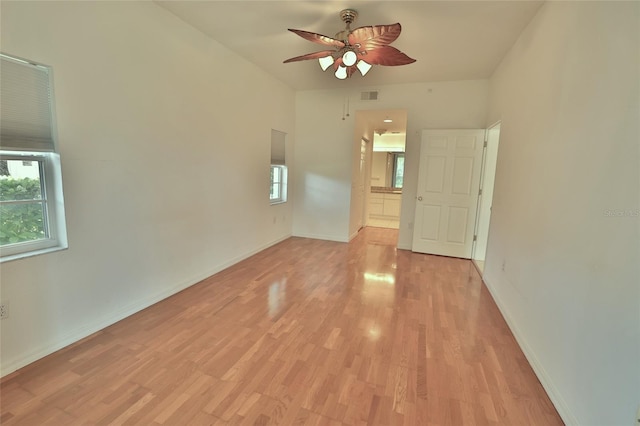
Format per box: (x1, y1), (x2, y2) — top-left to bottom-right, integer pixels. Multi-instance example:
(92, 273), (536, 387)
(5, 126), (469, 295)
(391, 152), (405, 189)
(270, 164), (288, 205)
(0, 151), (67, 261)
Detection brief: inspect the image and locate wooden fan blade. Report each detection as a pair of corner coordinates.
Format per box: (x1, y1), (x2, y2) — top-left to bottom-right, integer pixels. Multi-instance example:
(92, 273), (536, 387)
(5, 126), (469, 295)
(288, 29), (345, 48)
(348, 23), (402, 50)
(361, 45), (416, 66)
(284, 50), (335, 63)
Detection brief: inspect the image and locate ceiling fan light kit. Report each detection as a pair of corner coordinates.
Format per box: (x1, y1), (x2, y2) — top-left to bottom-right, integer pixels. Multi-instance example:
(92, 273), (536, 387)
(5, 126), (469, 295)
(318, 55), (334, 71)
(342, 50), (357, 67)
(356, 60), (373, 76)
(284, 8), (416, 80)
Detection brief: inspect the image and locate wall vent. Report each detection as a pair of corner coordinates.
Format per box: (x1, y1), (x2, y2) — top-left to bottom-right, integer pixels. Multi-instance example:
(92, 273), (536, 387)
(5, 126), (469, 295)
(361, 91), (378, 101)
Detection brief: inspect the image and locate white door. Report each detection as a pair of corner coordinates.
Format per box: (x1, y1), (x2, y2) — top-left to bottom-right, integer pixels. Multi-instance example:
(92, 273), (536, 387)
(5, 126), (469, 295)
(412, 129), (484, 258)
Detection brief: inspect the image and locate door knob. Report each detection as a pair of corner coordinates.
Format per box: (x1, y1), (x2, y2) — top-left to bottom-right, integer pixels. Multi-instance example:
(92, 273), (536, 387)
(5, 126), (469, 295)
(417, 196), (423, 201)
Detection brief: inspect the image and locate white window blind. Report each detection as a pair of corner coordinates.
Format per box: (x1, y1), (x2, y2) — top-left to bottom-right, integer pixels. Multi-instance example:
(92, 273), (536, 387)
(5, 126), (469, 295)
(1, 54), (55, 152)
(271, 129), (286, 165)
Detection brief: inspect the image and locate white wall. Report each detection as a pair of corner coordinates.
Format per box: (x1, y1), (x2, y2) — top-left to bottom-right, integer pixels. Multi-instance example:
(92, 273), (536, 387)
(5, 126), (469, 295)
(370, 152), (388, 187)
(0, 1), (295, 376)
(372, 133), (406, 152)
(5, 161), (41, 179)
(485, 2), (640, 424)
(293, 80), (489, 245)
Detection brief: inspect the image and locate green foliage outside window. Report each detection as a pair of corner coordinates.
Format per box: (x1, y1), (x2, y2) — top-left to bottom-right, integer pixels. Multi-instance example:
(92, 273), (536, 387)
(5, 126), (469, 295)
(0, 178), (46, 245)
(393, 153), (405, 188)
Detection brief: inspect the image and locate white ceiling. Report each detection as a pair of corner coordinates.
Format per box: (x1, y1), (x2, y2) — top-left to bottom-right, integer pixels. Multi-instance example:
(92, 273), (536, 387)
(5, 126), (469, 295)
(156, 1), (543, 91)
(360, 108), (408, 135)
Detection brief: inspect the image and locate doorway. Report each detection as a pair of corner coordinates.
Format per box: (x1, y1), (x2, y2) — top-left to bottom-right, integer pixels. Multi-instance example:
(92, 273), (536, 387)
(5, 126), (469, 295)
(369, 130), (406, 229)
(350, 109), (407, 238)
(471, 122), (500, 273)
(365, 110), (407, 229)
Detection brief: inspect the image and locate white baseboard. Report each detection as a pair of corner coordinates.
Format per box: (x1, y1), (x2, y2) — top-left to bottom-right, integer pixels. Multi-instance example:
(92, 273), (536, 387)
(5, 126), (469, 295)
(291, 232), (348, 243)
(482, 276), (578, 425)
(397, 242), (412, 250)
(0, 234), (291, 378)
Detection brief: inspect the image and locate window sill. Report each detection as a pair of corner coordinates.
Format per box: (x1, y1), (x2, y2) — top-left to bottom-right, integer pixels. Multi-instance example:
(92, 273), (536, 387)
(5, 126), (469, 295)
(0, 244), (68, 263)
(270, 200), (287, 206)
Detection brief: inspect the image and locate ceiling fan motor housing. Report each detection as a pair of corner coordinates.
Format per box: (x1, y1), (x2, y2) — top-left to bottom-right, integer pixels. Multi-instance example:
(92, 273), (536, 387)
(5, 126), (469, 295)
(340, 9), (358, 26)
(335, 9), (358, 42)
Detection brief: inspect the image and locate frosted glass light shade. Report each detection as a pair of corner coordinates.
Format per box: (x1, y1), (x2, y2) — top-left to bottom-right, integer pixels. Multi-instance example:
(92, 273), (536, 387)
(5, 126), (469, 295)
(342, 50), (357, 67)
(335, 66), (348, 80)
(356, 60), (372, 76)
(318, 55), (334, 71)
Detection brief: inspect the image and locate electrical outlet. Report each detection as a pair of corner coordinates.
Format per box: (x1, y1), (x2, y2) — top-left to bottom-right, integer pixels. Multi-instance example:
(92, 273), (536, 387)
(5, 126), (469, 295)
(0, 301), (9, 320)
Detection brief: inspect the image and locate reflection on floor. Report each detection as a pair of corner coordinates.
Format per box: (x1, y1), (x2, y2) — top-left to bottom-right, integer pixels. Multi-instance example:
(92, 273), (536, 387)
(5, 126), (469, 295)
(367, 218), (400, 229)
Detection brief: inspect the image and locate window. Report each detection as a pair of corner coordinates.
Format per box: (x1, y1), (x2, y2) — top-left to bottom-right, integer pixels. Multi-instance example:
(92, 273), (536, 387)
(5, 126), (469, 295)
(387, 152), (404, 188)
(270, 165), (287, 203)
(270, 129), (287, 204)
(0, 53), (67, 262)
(391, 153), (405, 188)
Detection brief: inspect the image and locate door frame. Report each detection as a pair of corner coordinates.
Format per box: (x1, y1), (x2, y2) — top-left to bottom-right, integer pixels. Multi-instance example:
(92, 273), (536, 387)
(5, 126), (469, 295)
(471, 120), (501, 274)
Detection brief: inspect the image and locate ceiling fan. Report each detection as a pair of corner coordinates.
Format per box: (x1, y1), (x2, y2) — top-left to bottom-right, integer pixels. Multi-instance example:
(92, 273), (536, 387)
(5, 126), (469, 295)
(284, 9), (416, 80)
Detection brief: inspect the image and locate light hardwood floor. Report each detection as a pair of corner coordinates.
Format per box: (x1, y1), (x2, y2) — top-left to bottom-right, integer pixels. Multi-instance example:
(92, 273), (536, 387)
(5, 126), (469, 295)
(0, 228), (562, 425)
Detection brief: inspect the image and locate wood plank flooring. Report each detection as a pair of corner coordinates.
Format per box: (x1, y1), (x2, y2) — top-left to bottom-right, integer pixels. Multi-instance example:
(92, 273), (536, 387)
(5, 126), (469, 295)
(0, 228), (563, 425)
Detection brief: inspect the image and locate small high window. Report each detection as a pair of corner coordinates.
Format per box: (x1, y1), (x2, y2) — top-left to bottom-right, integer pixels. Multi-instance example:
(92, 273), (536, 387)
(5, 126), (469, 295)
(270, 129), (287, 204)
(270, 165), (287, 203)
